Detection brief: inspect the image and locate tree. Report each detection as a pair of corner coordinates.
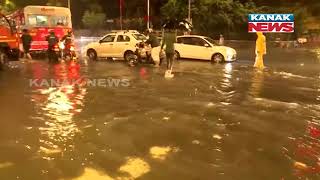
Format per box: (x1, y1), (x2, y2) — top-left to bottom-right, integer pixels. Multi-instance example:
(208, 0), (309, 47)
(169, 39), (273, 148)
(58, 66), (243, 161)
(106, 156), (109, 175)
(189, 0), (260, 38)
(160, 0), (188, 21)
(46, 0), (65, 6)
(82, 11), (106, 31)
(81, 0), (106, 31)
(0, 0), (16, 14)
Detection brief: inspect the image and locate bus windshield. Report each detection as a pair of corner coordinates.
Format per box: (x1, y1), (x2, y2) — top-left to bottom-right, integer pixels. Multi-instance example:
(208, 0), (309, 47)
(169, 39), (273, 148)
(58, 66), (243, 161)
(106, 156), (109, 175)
(27, 15), (69, 27)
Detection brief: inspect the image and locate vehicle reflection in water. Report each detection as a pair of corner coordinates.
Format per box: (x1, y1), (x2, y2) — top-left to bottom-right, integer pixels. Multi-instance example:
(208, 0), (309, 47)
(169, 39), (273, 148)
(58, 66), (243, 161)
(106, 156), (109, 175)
(30, 62), (86, 156)
(285, 121), (320, 179)
(221, 63), (233, 89)
(283, 77), (320, 179)
(217, 63), (235, 106)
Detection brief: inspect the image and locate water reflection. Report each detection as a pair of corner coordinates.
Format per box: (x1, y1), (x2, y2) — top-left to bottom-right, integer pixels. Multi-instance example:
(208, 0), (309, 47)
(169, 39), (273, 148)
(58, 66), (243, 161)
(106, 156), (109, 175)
(313, 48), (320, 61)
(30, 63), (86, 155)
(286, 121), (320, 178)
(249, 70), (264, 98)
(149, 146), (179, 161)
(72, 157), (150, 180)
(118, 157), (150, 179)
(215, 63), (235, 105)
(72, 168), (114, 180)
(221, 63), (233, 89)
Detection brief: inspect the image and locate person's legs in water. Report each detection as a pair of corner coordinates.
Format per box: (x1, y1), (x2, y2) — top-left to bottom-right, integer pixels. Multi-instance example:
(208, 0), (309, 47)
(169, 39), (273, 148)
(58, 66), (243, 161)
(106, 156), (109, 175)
(166, 53), (174, 70)
(24, 45), (32, 60)
(26, 51), (32, 60)
(254, 53), (264, 69)
(165, 52), (175, 79)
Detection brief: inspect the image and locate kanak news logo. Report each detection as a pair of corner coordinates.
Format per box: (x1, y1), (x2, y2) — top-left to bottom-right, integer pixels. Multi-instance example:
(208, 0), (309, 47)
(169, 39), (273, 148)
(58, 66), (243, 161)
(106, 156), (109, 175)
(248, 14), (294, 33)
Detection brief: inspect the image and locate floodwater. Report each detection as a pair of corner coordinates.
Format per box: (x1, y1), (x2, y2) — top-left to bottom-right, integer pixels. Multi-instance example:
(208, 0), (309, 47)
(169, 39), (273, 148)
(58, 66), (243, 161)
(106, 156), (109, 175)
(0, 43), (320, 180)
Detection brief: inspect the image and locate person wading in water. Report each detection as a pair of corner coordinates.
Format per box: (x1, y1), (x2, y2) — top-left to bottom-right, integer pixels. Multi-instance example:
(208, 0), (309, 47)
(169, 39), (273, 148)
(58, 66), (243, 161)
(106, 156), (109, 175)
(161, 21), (176, 78)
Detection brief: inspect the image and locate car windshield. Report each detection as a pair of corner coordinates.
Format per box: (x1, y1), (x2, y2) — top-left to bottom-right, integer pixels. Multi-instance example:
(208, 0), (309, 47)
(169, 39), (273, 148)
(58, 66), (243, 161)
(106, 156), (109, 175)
(132, 33), (147, 41)
(204, 37), (216, 45)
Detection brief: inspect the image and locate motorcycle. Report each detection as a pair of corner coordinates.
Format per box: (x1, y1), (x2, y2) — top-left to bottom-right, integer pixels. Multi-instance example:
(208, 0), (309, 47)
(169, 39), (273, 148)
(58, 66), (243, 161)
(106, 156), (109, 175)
(48, 43), (60, 63)
(128, 42), (156, 67)
(59, 41), (77, 62)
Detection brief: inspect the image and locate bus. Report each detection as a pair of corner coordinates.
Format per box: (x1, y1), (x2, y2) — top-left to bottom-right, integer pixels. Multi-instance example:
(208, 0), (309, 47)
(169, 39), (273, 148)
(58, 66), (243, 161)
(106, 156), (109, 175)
(0, 13), (20, 69)
(8, 6), (72, 53)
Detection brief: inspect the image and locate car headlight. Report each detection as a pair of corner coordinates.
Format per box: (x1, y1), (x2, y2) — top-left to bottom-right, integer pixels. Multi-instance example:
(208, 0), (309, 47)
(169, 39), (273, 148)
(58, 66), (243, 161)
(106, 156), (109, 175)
(226, 48), (236, 61)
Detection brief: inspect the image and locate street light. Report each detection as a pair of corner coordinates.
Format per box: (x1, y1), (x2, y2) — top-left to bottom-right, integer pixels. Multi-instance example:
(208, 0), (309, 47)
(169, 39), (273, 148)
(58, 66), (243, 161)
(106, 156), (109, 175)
(120, 0), (123, 30)
(147, 0), (150, 29)
(188, 0), (191, 21)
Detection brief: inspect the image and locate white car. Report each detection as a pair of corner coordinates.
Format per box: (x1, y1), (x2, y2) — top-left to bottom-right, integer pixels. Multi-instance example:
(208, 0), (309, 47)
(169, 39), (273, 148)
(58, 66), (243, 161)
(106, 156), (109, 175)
(85, 30), (146, 61)
(152, 35), (237, 63)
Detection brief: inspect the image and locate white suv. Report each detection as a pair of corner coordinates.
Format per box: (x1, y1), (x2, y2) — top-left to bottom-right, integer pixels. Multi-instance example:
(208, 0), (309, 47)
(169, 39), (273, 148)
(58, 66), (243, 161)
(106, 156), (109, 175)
(85, 30), (146, 61)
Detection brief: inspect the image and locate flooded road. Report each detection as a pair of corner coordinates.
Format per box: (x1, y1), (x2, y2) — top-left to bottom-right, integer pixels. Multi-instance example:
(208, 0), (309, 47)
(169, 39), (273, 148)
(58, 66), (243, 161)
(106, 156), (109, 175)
(0, 44), (320, 180)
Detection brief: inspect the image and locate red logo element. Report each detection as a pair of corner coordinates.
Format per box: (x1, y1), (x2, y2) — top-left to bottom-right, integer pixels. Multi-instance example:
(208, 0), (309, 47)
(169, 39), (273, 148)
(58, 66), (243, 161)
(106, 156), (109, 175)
(248, 22), (294, 33)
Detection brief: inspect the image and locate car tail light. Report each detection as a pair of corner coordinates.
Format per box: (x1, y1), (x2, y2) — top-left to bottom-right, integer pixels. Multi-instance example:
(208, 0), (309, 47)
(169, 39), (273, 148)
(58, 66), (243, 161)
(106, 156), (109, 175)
(54, 44), (59, 51)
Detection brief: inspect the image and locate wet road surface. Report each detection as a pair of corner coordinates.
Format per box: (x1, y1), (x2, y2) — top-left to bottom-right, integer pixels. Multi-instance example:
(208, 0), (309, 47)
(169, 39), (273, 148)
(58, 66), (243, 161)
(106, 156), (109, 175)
(0, 43), (320, 180)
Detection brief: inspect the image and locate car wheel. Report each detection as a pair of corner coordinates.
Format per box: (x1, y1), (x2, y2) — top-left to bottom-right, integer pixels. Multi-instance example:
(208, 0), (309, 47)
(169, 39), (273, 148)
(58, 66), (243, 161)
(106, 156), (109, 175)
(211, 53), (225, 63)
(87, 49), (97, 61)
(174, 51), (180, 60)
(124, 51), (135, 62)
(10, 48), (20, 61)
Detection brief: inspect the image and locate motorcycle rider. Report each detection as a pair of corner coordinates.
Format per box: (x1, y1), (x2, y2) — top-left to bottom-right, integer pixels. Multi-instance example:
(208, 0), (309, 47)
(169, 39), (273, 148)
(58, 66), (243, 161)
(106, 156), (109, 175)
(145, 29), (160, 48)
(61, 30), (73, 47)
(61, 30), (74, 59)
(145, 29), (160, 64)
(46, 31), (59, 62)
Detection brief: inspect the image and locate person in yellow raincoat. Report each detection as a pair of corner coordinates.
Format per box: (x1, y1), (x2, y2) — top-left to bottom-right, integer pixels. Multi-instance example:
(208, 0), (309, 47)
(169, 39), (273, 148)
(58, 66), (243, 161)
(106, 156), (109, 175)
(254, 32), (266, 69)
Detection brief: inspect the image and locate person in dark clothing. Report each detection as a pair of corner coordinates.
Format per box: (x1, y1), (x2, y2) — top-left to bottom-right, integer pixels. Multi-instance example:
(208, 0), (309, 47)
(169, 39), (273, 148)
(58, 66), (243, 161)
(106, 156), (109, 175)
(46, 31), (59, 48)
(61, 31), (73, 46)
(21, 29), (32, 59)
(46, 31), (59, 62)
(145, 29), (160, 63)
(145, 29), (160, 48)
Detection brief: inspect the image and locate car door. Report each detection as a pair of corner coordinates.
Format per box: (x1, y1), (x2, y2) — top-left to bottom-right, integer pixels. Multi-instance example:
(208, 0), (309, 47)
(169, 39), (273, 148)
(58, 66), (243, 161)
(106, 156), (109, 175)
(96, 35), (116, 57)
(113, 35), (131, 58)
(175, 37), (193, 58)
(187, 37), (213, 60)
